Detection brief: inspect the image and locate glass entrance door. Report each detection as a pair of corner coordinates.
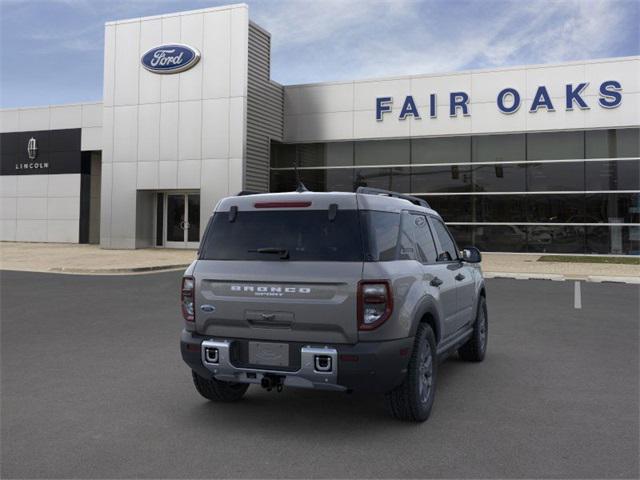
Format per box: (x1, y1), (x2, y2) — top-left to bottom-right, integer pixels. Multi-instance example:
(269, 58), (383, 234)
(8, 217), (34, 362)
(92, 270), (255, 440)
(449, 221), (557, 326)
(164, 193), (200, 248)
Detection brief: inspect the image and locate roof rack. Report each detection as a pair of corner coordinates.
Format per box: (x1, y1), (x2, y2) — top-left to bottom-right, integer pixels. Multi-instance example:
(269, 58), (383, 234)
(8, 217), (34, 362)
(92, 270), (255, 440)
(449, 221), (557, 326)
(356, 186), (431, 209)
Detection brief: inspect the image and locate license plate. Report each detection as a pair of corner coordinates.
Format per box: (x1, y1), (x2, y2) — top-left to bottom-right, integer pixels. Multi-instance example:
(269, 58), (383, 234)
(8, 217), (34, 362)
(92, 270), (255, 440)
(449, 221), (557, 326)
(248, 342), (289, 367)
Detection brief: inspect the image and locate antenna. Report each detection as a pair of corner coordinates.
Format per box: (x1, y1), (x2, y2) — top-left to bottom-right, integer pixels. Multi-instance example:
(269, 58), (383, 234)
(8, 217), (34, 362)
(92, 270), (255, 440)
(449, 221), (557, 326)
(293, 157), (309, 193)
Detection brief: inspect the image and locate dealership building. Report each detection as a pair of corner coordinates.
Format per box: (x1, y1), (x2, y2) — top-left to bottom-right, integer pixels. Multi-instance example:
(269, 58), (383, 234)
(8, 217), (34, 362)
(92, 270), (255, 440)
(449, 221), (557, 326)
(1, 3), (638, 254)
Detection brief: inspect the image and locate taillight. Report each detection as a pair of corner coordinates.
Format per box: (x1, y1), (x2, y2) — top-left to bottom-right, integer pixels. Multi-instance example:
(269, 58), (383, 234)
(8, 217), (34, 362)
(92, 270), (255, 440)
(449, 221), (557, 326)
(358, 280), (393, 330)
(181, 276), (195, 322)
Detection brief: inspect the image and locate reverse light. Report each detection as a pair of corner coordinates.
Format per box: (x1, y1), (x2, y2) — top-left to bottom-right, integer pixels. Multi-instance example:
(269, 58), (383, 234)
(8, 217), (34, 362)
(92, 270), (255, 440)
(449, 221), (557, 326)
(181, 276), (195, 322)
(358, 280), (393, 330)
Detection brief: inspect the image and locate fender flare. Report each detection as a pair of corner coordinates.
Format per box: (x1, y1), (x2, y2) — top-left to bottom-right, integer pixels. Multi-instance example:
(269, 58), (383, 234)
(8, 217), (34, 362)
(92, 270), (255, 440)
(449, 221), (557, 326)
(409, 296), (443, 344)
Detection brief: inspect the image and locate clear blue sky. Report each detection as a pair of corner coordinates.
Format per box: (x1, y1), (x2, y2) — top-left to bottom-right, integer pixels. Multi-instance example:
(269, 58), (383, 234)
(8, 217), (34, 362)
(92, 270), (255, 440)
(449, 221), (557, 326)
(1, 0), (638, 108)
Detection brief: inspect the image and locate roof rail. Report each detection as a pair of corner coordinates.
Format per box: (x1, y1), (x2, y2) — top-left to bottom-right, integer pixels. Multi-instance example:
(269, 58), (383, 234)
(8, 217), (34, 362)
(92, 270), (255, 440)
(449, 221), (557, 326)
(356, 186), (430, 209)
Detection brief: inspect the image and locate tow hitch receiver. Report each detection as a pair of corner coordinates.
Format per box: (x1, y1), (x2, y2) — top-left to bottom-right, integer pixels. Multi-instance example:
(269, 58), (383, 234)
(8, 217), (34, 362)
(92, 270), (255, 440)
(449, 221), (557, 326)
(261, 374), (285, 392)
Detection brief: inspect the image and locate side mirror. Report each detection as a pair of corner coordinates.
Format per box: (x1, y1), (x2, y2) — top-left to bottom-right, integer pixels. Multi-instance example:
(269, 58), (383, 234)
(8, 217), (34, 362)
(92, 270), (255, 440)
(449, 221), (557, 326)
(461, 246), (482, 263)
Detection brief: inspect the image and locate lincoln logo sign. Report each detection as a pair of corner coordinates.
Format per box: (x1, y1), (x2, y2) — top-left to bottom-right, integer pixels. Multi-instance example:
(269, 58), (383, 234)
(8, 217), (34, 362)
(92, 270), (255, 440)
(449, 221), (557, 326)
(141, 44), (200, 74)
(376, 80), (622, 120)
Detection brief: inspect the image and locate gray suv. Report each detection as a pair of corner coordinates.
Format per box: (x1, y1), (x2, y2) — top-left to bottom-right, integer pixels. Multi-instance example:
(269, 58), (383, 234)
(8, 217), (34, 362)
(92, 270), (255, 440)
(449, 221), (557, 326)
(180, 187), (487, 422)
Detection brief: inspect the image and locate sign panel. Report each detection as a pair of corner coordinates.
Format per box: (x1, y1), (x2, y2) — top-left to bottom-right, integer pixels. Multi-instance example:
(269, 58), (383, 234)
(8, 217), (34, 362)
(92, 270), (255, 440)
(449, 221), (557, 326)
(140, 44), (201, 74)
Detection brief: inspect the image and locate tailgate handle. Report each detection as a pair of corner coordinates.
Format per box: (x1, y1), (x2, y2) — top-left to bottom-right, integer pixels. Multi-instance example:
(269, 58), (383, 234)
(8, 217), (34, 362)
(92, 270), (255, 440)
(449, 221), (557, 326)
(246, 311), (293, 329)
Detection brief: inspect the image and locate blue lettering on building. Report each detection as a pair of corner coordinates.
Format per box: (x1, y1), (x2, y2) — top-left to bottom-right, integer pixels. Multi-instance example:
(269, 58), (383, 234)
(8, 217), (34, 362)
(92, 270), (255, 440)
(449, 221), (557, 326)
(376, 97), (393, 121)
(598, 80), (622, 108)
(399, 96), (420, 120)
(375, 80), (622, 120)
(449, 92), (470, 116)
(497, 88), (521, 114)
(530, 86), (555, 112)
(565, 83), (589, 110)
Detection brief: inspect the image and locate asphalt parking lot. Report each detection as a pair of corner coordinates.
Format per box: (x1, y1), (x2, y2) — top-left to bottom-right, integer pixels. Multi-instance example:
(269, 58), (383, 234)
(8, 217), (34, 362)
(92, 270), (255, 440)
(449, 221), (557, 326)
(1, 270), (638, 479)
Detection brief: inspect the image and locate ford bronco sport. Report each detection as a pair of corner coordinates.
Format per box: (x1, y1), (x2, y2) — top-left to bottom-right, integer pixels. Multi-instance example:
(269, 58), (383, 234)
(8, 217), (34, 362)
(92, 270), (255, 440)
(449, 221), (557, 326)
(180, 187), (487, 422)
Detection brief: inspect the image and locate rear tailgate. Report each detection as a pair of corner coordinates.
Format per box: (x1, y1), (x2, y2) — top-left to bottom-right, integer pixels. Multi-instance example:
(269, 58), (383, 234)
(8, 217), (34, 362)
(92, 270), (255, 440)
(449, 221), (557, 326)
(194, 261), (361, 344)
(193, 193), (364, 345)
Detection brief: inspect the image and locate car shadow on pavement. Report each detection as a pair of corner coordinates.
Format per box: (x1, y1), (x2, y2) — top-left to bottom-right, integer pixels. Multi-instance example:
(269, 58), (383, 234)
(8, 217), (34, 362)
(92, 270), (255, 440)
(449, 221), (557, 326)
(182, 356), (471, 433)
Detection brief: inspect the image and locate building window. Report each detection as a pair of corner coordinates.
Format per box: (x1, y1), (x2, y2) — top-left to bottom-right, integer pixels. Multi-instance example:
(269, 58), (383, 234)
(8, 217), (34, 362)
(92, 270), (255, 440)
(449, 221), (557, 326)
(354, 139), (409, 166)
(527, 131), (584, 160)
(472, 134), (525, 163)
(412, 136), (470, 164)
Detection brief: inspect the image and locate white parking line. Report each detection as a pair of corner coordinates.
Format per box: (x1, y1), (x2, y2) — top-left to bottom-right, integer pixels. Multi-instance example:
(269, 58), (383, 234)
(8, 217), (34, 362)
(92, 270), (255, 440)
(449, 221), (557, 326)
(574, 281), (582, 309)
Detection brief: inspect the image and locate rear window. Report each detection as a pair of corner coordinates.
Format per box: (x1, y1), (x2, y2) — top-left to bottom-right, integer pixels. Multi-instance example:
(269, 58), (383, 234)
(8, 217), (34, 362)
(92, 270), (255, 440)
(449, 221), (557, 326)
(199, 210), (363, 262)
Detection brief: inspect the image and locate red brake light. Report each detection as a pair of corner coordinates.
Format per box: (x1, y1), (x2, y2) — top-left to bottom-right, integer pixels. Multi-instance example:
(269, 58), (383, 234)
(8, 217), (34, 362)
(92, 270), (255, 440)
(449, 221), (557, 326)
(357, 280), (393, 330)
(181, 276), (195, 322)
(254, 201), (311, 208)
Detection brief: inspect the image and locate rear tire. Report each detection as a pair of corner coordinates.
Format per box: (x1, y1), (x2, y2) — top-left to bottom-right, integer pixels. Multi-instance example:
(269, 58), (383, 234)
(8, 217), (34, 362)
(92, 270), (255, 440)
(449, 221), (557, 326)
(384, 324), (437, 422)
(458, 296), (488, 362)
(191, 371), (249, 402)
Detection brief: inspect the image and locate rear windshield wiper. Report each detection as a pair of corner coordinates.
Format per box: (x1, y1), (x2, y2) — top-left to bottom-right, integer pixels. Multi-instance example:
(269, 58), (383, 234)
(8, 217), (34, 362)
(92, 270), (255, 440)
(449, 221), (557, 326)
(248, 247), (290, 260)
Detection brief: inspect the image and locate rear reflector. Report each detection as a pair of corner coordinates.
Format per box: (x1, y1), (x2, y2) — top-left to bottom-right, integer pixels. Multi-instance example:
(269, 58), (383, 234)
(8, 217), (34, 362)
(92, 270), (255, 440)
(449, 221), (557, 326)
(254, 201), (311, 208)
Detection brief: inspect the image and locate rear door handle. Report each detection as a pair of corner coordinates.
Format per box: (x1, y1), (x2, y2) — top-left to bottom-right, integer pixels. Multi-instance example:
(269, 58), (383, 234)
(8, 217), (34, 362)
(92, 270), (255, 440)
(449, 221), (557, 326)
(430, 277), (443, 287)
(455, 273), (466, 281)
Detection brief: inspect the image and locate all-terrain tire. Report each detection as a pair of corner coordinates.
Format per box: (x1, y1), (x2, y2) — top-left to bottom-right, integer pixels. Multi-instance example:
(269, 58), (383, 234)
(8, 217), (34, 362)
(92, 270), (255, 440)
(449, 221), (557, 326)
(458, 295), (488, 362)
(191, 371), (249, 402)
(384, 324), (437, 422)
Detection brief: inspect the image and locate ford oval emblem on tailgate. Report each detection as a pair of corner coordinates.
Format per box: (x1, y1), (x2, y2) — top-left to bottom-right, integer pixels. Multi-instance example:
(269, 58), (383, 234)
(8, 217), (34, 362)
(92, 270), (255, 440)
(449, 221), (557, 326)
(200, 304), (215, 313)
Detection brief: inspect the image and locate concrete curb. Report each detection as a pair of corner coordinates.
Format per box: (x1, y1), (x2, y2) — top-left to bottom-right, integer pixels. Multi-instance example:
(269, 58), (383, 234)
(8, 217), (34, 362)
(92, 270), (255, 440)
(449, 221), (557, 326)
(48, 264), (190, 274)
(484, 271), (640, 284)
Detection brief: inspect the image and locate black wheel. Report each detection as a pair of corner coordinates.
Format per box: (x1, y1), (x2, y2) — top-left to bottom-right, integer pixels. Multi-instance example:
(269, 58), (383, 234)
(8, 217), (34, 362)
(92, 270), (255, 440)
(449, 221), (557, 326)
(458, 295), (488, 362)
(384, 324), (437, 422)
(191, 371), (249, 402)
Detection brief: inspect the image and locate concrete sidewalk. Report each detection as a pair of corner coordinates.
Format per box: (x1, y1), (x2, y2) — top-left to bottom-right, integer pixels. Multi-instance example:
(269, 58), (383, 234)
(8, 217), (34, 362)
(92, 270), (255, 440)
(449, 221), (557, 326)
(0, 242), (638, 282)
(0, 242), (196, 274)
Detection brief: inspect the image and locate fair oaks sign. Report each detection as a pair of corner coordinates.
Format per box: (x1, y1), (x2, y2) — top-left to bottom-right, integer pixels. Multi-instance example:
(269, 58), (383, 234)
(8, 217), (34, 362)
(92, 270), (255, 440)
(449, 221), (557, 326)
(141, 44), (201, 74)
(376, 80), (623, 121)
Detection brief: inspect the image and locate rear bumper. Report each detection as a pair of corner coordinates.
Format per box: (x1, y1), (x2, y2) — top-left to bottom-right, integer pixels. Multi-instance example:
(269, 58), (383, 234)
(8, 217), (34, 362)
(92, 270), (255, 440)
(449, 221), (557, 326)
(180, 330), (413, 393)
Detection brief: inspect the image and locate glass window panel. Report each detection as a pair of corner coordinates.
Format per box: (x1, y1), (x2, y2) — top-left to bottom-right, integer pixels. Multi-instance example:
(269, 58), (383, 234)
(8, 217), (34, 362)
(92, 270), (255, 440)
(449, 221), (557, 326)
(270, 142), (296, 168)
(411, 165), (473, 193)
(526, 226), (585, 254)
(355, 139), (409, 166)
(586, 226), (640, 255)
(187, 194), (200, 242)
(412, 136), (470, 164)
(446, 225), (474, 250)
(360, 211), (401, 261)
(527, 161), (585, 191)
(412, 214), (438, 263)
(420, 195), (473, 222)
(296, 144), (326, 167)
(325, 142), (354, 167)
(585, 192), (640, 224)
(585, 128), (640, 158)
(472, 163), (526, 192)
(585, 160), (640, 191)
(354, 167), (410, 193)
(472, 134), (525, 162)
(472, 225), (528, 252)
(430, 217), (459, 261)
(476, 194), (528, 223)
(527, 131), (584, 160)
(270, 170), (296, 192)
(526, 194), (585, 223)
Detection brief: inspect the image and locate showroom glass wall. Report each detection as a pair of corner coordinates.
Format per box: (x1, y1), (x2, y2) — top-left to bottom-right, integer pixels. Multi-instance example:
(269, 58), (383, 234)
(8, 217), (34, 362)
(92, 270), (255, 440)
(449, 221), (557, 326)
(270, 128), (640, 255)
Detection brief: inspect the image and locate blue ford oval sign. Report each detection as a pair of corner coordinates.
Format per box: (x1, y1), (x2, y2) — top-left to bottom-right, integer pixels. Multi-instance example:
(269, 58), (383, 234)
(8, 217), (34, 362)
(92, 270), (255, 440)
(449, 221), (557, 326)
(141, 44), (200, 74)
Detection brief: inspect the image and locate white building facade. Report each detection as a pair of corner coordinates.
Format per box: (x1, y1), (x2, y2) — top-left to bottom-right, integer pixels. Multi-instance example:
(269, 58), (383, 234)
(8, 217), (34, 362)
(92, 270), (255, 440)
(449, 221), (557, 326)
(1, 4), (638, 254)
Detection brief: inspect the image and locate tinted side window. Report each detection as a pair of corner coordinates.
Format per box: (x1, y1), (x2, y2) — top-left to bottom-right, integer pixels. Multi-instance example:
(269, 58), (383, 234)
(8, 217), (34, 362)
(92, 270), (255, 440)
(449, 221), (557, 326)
(412, 215), (438, 263)
(431, 218), (458, 261)
(361, 211), (400, 261)
(398, 212), (417, 261)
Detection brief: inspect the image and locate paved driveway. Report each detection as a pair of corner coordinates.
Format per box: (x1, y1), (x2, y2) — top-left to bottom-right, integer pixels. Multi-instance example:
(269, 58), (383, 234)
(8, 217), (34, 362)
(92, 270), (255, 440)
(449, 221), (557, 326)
(1, 271), (638, 478)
